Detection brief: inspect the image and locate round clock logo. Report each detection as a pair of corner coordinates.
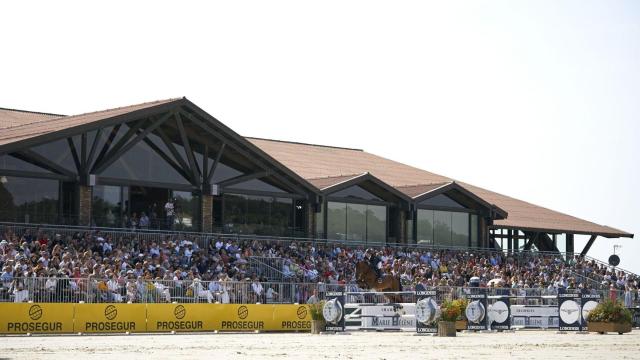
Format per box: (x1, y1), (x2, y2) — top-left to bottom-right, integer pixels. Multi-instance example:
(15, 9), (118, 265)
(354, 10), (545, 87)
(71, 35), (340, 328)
(489, 300), (509, 324)
(581, 300), (598, 322)
(415, 297), (439, 324)
(322, 299), (343, 324)
(559, 300), (580, 324)
(465, 300), (486, 323)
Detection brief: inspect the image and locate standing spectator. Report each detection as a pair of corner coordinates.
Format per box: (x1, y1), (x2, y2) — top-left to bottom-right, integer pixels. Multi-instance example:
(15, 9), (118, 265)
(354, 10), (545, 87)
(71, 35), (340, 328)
(164, 198), (175, 230)
(306, 288), (320, 304)
(265, 285), (278, 304)
(251, 276), (264, 303)
(139, 212), (150, 229)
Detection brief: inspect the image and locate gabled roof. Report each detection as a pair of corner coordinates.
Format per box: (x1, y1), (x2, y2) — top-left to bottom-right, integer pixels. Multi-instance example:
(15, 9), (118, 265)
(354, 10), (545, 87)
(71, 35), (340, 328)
(307, 173), (368, 190)
(0, 99), (181, 150)
(460, 182), (633, 238)
(396, 182), (451, 198)
(248, 137), (633, 238)
(0, 100), (632, 239)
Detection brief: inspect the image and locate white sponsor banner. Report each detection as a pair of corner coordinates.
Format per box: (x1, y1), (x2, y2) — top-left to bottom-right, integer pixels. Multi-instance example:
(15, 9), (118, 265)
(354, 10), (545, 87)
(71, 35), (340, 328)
(510, 305), (558, 317)
(346, 304), (416, 331)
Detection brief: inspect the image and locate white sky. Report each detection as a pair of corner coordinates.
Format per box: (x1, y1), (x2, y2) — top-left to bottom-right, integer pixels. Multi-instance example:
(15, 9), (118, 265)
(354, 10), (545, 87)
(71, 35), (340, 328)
(1, 1), (638, 271)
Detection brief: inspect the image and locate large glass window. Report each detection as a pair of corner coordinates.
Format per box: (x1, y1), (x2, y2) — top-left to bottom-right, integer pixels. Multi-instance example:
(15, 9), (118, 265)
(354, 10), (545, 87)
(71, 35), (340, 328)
(0, 176), (59, 224)
(173, 191), (199, 231)
(92, 185), (124, 227)
(419, 194), (465, 208)
(367, 205), (386, 244)
(417, 209), (475, 248)
(0, 155), (54, 173)
(326, 202), (347, 240)
(222, 193), (293, 236)
(326, 201), (387, 243)
(434, 210), (452, 245)
(98, 124), (191, 185)
(330, 185), (383, 202)
(470, 215), (478, 247)
(451, 212), (469, 247)
(347, 203), (367, 241)
(31, 138), (78, 173)
(416, 209), (434, 245)
(315, 202), (325, 238)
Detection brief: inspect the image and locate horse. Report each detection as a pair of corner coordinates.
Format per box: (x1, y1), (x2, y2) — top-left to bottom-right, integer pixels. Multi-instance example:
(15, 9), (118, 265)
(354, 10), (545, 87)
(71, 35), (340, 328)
(355, 261), (403, 303)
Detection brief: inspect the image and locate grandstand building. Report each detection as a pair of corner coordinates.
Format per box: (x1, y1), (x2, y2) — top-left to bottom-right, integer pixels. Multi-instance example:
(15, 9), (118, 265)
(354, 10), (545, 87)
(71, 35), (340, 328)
(0, 98), (633, 255)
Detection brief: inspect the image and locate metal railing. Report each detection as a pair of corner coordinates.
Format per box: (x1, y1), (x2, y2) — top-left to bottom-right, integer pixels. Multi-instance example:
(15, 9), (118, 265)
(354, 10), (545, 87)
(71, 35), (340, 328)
(248, 257), (286, 282)
(2, 277), (638, 308)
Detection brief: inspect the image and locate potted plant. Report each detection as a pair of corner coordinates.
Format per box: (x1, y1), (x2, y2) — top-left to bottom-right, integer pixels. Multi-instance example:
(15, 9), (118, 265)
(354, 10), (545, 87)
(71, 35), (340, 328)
(452, 298), (469, 331)
(309, 301), (326, 334)
(438, 299), (462, 337)
(586, 299), (633, 335)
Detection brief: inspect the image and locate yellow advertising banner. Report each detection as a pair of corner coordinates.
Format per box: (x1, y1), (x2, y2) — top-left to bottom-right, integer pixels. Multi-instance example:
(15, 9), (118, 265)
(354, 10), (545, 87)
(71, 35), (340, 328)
(146, 303), (216, 332)
(272, 304), (312, 331)
(146, 304), (312, 332)
(74, 303), (147, 333)
(210, 304), (312, 331)
(0, 303), (74, 334)
(0, 303), (311, 334)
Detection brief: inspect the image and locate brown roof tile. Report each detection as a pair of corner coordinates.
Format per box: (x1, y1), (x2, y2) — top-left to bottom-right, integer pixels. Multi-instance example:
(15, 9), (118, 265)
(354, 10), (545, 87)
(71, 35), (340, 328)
(306, 173), (367, 190)
(249, 137), (632, 238)
(396, 182), (452, 198)
(0, 108), (63, 130)
(0, 98), (181, 147)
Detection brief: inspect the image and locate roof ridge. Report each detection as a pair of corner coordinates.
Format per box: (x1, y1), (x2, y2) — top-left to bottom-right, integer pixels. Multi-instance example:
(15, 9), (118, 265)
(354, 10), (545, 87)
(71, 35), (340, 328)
(306, 173), (367, 180)
(396, 181), (452, 188)
(61, 98), (182, 120)
(247, 137), (363, 152)
(0, 107), (65, 117)
(1, 98), (182, 132)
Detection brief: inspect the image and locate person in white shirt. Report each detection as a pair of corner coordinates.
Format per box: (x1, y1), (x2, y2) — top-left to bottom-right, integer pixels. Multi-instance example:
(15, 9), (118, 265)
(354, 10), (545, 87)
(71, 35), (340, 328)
(164, 199), (175, 230)
(265, 286), (278, 304)
(154, 277), (171, 303)
(191, 278), (213, 303)
(251, 277), (264, 303)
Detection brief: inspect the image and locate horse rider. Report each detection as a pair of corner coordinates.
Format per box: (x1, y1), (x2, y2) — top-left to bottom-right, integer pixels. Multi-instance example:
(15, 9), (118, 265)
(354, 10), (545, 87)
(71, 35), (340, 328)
(364, 249), (383, 282)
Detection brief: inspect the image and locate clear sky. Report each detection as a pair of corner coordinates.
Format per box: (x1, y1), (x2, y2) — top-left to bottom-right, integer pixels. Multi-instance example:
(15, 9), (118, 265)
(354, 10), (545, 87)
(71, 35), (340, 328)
(1, 1), (638, 271)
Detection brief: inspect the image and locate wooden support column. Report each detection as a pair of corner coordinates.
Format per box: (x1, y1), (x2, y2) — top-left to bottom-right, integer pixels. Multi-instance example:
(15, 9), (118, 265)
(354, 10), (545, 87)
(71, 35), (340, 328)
(78, 185), (92, 226)
(566, 233), (574, 259)
(399, 210), (406, 244)
(307, 202), (316, 239)
(201, 194), (213, 233)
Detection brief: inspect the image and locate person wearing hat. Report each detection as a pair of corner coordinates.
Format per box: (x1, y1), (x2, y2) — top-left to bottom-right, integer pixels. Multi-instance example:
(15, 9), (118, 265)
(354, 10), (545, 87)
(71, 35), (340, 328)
(364, 248), (383, 282)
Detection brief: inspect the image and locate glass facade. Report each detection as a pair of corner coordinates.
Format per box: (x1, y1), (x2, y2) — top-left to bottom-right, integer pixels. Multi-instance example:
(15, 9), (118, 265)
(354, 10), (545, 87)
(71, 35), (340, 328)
(416, 209), (434, 244)
(222, 193), (294, 236)
(92, 185), (126, 227)
(416, 209), (472, 247)
(0, 176), (60, 223)
(419, 194), (465, 208)
(172, 191), (199, 231)
(98, 125), (191, 185)
(326, 201), (386, 243)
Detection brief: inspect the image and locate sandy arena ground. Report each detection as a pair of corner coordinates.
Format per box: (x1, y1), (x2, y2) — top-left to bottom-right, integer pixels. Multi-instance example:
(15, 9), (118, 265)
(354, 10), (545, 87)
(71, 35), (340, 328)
(0, 330), (639, 360)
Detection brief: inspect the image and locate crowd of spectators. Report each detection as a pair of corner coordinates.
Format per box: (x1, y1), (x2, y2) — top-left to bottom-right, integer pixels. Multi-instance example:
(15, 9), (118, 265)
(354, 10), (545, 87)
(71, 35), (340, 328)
(0, 227), (638, 307)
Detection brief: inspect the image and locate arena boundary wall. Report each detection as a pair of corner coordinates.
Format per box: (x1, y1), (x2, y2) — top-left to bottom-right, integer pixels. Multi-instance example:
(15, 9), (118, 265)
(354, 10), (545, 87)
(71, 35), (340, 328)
(0, 303), (312, 335)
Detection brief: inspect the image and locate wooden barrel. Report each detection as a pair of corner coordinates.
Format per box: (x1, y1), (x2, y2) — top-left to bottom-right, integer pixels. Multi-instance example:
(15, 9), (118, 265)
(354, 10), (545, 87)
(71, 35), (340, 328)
(438, 321), (456, 337)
